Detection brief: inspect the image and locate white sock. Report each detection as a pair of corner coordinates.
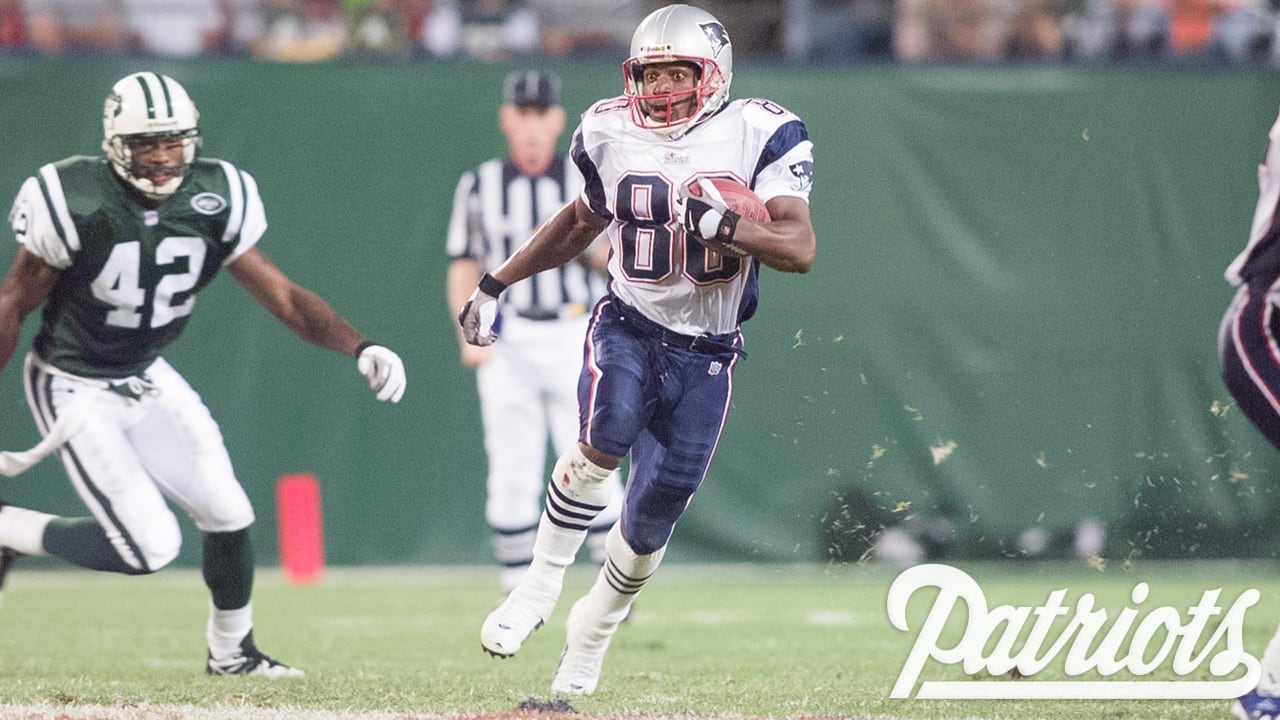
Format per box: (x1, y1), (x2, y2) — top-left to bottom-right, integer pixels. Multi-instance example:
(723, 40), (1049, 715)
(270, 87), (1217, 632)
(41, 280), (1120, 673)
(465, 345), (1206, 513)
(575, 524), (666, 642)
(515, 447), (614, 617)
(515, 513), (579, 617)
(0, 505), (55, 555)
(207, 602), (253, 659)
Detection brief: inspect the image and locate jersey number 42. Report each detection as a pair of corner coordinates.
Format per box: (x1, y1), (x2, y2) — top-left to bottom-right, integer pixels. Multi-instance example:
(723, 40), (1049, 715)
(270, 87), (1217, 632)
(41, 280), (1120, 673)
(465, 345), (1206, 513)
(93, 237), (206, 329)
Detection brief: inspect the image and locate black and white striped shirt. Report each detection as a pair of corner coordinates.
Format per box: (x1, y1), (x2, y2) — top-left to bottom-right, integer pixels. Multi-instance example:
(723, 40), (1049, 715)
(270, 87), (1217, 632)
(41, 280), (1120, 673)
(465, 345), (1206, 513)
(446, 156), (606, 320)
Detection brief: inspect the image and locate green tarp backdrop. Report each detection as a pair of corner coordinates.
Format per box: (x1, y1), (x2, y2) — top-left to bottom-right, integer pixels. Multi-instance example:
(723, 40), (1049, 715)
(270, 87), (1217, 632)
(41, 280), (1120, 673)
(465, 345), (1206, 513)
(1, 57), (1278, 567)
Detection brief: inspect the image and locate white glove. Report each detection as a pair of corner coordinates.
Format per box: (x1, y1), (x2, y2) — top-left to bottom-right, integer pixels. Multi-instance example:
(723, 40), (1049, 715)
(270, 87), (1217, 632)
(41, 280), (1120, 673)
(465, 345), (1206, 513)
(676, 178), (731, 240)
(356, 343), (406, 403)
(458, 273), (506, 346)
(675, 178), (747, 256)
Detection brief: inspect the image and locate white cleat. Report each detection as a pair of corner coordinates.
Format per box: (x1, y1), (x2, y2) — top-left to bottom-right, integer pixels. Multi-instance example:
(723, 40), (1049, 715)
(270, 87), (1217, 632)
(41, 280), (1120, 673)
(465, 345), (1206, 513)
(551, 648), (602, 695)
(206, 631), (303, 678)
(550, 598), (611, 695)
(480, 593), (545, 658)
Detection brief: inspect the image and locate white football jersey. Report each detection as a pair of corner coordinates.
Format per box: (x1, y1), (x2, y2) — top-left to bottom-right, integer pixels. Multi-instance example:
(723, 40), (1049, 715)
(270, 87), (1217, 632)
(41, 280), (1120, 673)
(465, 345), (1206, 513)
(571, 96), (815, 335)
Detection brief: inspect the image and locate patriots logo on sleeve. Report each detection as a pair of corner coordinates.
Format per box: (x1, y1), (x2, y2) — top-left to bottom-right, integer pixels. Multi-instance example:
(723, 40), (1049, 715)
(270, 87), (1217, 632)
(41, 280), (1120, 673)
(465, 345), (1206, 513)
(789, 161), (813, 191)
(700, 22), (730, 58)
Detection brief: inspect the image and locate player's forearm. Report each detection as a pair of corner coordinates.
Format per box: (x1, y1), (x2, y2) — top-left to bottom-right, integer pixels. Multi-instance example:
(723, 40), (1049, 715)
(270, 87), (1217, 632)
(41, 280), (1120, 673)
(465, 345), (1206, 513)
(492, 201), (604, 286)
(734, 196), (816, 273)
(0, 294), (25, 374)
(0, 299), (36, 375)
(499, 240), (592, 284)
(0, 251), (59, 375)
(0, 320), (20, 376)
(734, 218), (816, 273)
(276, 286), (365, 355)
(230, 250), (365, 355)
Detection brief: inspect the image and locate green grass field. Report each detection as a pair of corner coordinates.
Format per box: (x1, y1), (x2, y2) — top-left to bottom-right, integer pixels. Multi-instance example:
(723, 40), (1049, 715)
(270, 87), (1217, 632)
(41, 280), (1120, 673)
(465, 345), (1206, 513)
(0, 560), (1274, 719)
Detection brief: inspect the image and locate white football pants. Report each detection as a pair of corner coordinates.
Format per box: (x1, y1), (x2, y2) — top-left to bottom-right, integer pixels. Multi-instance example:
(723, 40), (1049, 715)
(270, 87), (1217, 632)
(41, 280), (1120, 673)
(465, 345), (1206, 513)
(23, 353), (255, 573)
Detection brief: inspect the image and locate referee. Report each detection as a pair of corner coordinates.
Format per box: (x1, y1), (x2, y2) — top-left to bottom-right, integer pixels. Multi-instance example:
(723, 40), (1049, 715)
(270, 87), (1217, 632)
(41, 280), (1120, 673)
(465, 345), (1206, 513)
(445, 69), (623, 596)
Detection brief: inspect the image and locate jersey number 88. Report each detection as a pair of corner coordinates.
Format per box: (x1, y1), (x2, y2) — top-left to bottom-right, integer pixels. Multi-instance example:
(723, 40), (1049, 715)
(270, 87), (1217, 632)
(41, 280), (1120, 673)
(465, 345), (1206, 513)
(614, 174), (742, 285)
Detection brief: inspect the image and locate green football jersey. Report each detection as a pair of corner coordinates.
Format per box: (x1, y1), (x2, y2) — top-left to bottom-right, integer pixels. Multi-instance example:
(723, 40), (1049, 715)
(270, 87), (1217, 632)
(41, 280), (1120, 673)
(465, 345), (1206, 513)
(9, 156), (265, 378)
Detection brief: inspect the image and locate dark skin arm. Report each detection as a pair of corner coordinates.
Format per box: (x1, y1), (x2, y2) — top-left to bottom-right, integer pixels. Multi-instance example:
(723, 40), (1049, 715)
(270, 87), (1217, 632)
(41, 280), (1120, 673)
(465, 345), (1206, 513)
(489, 197), (611, 288)
(226, 247), (366, 355)
(0, 247), (60, 375)
(700, 194), (817, 274)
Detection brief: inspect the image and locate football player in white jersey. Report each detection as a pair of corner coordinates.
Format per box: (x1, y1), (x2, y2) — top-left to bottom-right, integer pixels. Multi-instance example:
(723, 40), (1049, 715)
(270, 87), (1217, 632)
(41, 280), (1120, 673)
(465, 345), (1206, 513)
(0, 71), (407, 677)
(459, 3), (816, 695)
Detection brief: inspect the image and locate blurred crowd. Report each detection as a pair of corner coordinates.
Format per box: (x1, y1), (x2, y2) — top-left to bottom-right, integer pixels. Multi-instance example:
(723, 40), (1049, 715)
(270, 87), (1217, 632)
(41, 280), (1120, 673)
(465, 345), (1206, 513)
(0, 0), (1276, 65)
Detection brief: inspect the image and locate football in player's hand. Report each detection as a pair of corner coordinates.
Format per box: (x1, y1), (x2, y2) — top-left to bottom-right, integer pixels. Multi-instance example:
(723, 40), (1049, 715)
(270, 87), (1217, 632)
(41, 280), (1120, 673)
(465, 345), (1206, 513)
(705, 178), (771, 223)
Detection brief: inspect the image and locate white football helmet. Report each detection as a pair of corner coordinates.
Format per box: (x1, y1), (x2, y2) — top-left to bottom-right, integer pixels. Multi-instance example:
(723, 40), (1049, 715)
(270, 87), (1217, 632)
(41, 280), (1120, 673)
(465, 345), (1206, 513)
(102, 72), (201, 199)
(622, 4), (733, 140)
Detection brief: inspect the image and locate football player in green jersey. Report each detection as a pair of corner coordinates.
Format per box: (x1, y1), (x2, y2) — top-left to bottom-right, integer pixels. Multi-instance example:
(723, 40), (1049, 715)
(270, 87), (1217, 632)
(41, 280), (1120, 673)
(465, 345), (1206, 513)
(0, 71), (408, 677)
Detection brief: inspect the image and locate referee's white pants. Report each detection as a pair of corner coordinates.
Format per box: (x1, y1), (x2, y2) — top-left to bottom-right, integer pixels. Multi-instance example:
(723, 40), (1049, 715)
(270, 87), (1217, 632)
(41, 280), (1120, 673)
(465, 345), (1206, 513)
(23, 353), (255, 573)
(476, 315), (623, 534)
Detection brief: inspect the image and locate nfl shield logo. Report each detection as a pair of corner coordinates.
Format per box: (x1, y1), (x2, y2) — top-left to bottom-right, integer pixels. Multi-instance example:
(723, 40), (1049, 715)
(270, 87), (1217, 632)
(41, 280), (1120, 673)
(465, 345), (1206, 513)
(708, 361), (723, 376)
(144, 211), (159, 226)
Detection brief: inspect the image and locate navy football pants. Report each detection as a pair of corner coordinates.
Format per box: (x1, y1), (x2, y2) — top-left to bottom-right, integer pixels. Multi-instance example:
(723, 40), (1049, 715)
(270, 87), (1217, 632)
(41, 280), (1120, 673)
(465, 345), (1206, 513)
(1221, 280), (1280, 449)
(577, 297), (743, 555)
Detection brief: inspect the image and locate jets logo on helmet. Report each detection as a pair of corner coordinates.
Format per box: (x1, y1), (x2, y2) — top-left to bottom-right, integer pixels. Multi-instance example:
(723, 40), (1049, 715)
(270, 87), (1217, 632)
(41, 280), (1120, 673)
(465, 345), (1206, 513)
(102, 72), (201, 200)
(11, 204), (29, 240)
(622, 4), (734, 141)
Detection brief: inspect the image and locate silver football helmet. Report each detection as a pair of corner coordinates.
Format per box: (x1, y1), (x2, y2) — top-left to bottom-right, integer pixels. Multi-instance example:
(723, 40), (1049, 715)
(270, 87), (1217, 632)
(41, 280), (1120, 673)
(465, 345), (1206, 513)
(102, 72), (201, 199)
(622, 4), (733, 140)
